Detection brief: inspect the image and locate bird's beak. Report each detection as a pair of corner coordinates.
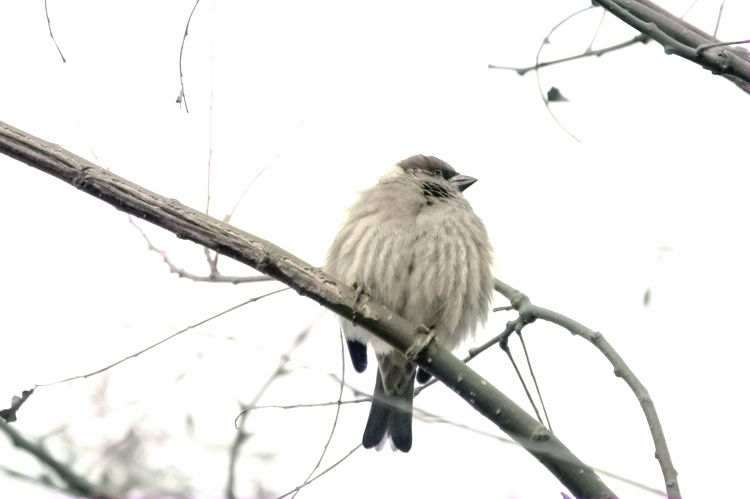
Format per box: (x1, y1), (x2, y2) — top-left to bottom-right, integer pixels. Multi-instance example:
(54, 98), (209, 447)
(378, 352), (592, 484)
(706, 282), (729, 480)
(450, 174), (477, 192)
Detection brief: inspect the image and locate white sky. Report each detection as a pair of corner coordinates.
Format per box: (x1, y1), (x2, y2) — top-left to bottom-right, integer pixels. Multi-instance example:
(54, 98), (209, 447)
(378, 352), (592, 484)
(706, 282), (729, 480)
(1, 1), (750, 498)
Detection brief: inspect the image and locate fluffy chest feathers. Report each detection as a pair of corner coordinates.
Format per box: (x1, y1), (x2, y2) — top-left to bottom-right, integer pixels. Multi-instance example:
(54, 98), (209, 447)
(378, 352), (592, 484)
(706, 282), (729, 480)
(325, 173), (493, 353)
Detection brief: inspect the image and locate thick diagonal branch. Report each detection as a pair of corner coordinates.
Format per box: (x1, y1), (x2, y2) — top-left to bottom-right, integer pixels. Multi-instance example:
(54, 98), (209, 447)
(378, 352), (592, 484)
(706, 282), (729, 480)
(595, 0), (750, 92)
(0, 120), (615, 498)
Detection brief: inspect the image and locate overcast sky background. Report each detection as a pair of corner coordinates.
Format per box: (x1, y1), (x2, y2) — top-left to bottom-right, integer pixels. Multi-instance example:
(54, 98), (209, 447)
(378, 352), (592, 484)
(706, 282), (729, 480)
(1, 1), (749, 498)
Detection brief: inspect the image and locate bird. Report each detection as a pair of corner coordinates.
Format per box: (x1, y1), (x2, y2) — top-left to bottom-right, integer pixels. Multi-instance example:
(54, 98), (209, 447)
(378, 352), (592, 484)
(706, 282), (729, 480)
(324, 154), (494, 452)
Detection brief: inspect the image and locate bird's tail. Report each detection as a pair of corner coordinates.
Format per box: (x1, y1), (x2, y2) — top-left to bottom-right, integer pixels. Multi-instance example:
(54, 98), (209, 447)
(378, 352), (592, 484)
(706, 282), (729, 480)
(362, 352), (416, 452)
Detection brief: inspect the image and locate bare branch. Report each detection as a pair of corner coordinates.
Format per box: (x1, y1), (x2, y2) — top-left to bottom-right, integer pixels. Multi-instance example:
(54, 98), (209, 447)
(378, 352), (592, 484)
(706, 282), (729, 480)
(697, 39), (750, 55)
(492, 278), (680, 499)
(254, 384), (665, 497)
(35, 288), (287, 387)
(241, 399), (365, 412)
(223, 118), (304, 224)
(489, 34), (649, 75)
(594, 0), (750, 93)
(517, 332), (552, 430)
(290, 330), (346, 499)
(586, 8), (607, 52)
(713, 0), (726, 39)
(176, 0), (201, 111)
(0, 420), (105, 497)
(535, 6), (595, 143)
(277, 445), (361, 499)
(492, 2), (749, 96)
(129, 216), (273, 283)
(0, 120), (616, 498)
(0, 464), (76, 496)
(227, 323), (313, 499)
(206, 83), (214, 214)
(43, 0), (66, 63)
(680, 0), (699, 18)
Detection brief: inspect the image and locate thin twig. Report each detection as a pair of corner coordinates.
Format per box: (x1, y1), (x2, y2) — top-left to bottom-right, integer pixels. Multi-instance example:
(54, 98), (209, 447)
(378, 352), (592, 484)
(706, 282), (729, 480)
(489, 34), (648, 75)
(713, 0), (726, 39)
(534, 6), (596, 143)
(325, 374), (664, 497)
(277, 445), (361, 499)
(204, 31), (217, 215)
(129, 216), (273, 283)
(501, 331), (544, 424)
(0, 465), (75, 496)
(0, 420), (103, 497)
(224, 119), (304, 224)
(493, 277), (681, 499)
(203, 246), (220, 277)
(201, 56), (218, 270)
(415, 319), (517, 394)
(36, 288), (288, 387)
(680, 0), (699, 18)
(697, 39), (750, 56)
(44, 0), (66, 63)
(176, 0), (201, 112)
(290, 329), (347, 498)
(205, 89), (214, 214)
(226, 322), (315, 499)
(586, 8), (608, 52)
(240, 399), (366, 412)
(518, 332), (552, 431)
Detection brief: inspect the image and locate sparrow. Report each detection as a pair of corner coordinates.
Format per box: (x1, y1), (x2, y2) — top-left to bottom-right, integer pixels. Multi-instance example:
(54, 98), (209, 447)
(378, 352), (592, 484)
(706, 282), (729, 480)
(324, 154), (493, 452)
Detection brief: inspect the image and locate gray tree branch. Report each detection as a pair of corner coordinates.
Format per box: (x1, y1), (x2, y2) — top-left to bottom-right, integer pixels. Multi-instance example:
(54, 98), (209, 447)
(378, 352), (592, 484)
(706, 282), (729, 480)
(493, 279), (680, 499)
(0, 419), (105, 497)
(595, 0), (750, 92)
(0, 119), (615, 498)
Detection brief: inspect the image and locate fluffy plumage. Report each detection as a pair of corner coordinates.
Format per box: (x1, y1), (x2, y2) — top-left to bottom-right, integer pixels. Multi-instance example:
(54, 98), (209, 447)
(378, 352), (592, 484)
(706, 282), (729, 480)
(324, 155), (493, 452)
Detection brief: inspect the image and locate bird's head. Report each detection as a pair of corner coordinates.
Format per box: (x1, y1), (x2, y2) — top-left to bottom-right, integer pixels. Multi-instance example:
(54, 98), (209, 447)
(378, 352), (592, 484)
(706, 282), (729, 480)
(397, 155), (477, 198)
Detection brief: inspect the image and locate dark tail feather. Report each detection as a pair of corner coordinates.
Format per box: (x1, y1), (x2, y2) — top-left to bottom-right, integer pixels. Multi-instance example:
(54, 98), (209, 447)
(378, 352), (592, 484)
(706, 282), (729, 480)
(363, 370), (389, 448)
(347, 339), (368, 373)
(362, 353), (415, 452)
(388, 372), (414, 452)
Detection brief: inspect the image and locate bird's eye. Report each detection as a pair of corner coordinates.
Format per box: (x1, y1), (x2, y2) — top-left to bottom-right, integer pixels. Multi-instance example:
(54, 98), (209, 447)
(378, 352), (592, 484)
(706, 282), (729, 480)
(432, 169), (442, 177)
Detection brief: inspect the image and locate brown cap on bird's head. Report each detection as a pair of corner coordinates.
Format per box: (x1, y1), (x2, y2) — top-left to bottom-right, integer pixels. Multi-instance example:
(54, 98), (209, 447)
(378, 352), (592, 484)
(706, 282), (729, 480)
(398, 154), (477, 192)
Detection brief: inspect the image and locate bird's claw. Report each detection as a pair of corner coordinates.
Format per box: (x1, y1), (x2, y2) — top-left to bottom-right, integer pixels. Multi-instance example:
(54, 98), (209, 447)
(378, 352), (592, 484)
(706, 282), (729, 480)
(351, 282), (371, 325)
(405, 324), (436, 362)
(352, 282), (371, 302)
